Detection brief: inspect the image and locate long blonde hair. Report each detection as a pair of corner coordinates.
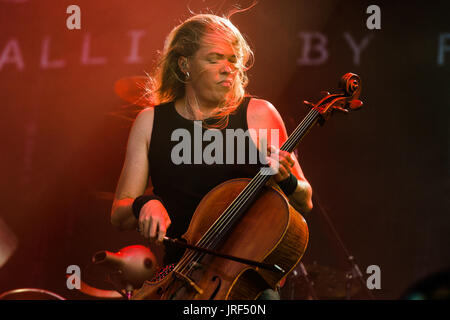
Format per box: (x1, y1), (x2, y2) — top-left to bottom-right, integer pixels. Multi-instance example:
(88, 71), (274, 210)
(145, 14), (254, 128)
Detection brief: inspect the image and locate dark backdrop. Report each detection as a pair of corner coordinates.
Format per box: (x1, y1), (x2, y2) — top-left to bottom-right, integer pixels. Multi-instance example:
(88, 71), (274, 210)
(0, 0), (448, 300)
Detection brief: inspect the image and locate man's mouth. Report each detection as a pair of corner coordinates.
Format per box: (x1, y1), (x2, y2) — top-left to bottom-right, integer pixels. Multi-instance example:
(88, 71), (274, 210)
(218, 80), (232, 87)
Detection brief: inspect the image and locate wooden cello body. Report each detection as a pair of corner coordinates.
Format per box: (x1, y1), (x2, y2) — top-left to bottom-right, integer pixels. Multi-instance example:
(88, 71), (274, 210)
(132, 179), (308, 300)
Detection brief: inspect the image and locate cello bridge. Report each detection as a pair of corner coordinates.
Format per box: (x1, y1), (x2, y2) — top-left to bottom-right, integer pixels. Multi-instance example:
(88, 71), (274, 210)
(173, 271), (204, 295)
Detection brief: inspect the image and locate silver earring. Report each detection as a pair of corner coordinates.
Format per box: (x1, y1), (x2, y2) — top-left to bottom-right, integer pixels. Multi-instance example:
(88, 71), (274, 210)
(185, 71), (190, 80)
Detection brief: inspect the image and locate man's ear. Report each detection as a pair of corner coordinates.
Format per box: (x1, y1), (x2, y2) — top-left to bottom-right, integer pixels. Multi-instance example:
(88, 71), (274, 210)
(178, 56), (189, 74)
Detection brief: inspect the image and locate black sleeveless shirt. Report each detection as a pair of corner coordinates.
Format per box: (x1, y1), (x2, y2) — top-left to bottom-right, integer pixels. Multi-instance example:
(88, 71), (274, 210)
(148, 97), (265, 264)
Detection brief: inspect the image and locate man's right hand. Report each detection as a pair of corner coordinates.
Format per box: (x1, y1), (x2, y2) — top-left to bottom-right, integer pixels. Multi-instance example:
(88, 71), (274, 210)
(138, 200), (171, 242)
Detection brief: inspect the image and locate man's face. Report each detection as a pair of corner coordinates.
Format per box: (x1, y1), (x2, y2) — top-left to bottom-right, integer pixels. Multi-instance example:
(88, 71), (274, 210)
(186, 33), (239, 105)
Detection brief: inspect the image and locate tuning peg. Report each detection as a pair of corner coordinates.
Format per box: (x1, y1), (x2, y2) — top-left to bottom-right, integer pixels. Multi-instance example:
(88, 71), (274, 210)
(303, 100), (315, 108)
(333, 106), (349, 113)
(320, 91), (330, 98)
(349, 100), (363, 110)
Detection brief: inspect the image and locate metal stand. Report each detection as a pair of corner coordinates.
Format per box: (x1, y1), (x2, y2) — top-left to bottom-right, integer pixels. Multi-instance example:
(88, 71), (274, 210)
(297, 262), (318, 300)
(125, 284), (134, 300)
(106, 272), (135, 300)
(314, 193), (375, 299)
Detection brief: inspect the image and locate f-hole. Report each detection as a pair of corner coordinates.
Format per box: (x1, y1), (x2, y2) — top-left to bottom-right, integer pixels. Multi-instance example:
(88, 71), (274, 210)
(208, 275), (222, 299)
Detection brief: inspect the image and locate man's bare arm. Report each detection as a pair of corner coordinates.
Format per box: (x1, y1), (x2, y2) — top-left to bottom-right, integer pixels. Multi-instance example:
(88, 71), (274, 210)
(111, 108), (154, 230)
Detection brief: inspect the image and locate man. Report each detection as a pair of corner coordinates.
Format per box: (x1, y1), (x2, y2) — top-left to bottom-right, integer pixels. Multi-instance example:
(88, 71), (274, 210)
(111, 14), (313, 299)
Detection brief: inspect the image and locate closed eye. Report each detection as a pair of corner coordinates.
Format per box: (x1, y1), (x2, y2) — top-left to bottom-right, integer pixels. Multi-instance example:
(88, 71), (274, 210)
(206, 52), (237, 64)
(206, 53), (221, 64)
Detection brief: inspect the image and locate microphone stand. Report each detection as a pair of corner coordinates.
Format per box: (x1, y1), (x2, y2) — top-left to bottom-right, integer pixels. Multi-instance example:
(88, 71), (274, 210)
(297, 262), (318, 300)
(313, 193), (375, 300)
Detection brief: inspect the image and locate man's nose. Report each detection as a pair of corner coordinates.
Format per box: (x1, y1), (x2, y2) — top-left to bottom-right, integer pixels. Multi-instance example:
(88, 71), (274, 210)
(220, 62), (236, 74)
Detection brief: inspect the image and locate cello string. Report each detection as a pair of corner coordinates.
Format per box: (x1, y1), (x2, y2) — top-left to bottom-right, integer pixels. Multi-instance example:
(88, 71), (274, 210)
(175, 111), (319, 276)
(196, 108), (319, 247)
(175, 172), (267, 274)
(175, 109), (319, 275)
(175, 109), (320, 275)
(192, 109), (320, 253)
(284, 109), (320, 152)
(177, 110), (320, 275)
(174, 159), (270, 274)
(198, 108), (319, 243)
(194, 109), (320, 249)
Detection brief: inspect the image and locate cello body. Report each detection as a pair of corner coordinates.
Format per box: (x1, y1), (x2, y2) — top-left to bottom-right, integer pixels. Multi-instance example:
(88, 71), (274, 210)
(132, 178), (309, 300)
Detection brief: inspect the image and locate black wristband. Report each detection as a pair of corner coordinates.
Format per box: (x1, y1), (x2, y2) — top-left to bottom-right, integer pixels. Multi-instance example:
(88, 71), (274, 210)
(277, 173), (298, 196)
(132, 195), (163, 220)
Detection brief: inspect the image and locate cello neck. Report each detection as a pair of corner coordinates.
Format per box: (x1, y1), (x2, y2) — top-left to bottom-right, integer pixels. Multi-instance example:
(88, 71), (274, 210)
(280, 108), (321, 153)
(191, 108), (321, 252)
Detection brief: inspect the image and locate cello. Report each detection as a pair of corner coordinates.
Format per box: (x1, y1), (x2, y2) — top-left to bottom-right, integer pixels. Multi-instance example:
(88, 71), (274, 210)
(132, 73), (363, 300)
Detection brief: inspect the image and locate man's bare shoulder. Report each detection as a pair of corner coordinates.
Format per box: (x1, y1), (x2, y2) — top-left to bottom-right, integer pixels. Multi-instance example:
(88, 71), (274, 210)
(247, 98), (285, 130)
(248, 98), (277, 116)
(135, 107), (154, 123)
(131, 107), (155, 132)
(126, 107), (155, 149)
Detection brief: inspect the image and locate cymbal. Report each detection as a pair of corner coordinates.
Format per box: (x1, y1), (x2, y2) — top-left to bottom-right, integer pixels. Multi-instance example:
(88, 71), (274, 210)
(114, 76), (150, 107)
(281, 263), (362, 299)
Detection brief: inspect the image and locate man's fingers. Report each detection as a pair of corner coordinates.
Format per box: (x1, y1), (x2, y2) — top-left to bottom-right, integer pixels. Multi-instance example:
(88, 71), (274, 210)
(268, 145), (279, 155)
(277, 150), (294, 167)
(139, 217), (152, 238)
(281, 158), (293, 172)
(157, 223), (166, 242)
(278, 165), (288, 178)
(149, 218), (158, 239)
(267, 146), (293, 164)
(148, 216), (155, 239)
(139, 216), (145, 237)
(286, 154), (295, 167)
(137, 201), (171, 242)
